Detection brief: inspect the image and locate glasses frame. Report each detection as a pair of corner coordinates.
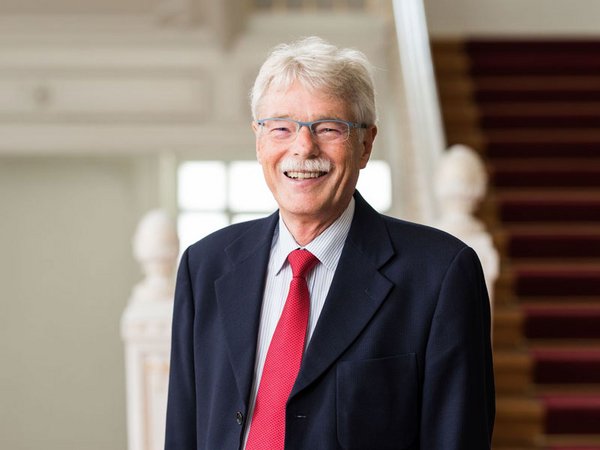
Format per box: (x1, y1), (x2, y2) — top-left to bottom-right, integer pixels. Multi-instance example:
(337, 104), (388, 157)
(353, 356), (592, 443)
(256, 117), (368, 143)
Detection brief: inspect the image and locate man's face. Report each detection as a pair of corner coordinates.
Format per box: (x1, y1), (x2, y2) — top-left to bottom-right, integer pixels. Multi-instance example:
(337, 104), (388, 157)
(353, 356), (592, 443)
(254, 82), (377, 227)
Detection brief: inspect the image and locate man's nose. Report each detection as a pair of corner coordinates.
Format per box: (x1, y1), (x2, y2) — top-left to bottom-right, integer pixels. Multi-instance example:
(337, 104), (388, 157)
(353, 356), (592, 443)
(292, 125), (319, 156)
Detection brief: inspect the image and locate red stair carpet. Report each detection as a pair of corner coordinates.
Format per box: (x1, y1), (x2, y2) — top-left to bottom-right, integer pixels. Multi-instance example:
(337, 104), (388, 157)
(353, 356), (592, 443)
(465, 39), (600, 449)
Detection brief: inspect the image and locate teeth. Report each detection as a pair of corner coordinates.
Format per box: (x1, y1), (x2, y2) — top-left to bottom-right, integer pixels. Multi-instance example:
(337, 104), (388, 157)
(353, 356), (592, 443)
(286, 171), (325, 179)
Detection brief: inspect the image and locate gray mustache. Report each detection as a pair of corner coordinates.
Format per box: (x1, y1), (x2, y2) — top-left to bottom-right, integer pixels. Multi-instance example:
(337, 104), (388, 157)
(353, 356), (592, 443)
(279, 158), (332, 173)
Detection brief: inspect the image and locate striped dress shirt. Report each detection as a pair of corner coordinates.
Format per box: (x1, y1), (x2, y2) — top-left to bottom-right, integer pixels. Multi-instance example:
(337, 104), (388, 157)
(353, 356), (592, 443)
(242, 198), (355, 447)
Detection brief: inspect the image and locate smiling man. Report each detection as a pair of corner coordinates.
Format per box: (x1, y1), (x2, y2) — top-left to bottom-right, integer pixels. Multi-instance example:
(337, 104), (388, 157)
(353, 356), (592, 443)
(165, 37), (495, 450)
(253, 80), (375, 246)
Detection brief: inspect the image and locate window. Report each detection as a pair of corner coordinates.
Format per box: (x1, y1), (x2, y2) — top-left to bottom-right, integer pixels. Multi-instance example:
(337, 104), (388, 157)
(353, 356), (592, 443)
(177, 160), (391, 250)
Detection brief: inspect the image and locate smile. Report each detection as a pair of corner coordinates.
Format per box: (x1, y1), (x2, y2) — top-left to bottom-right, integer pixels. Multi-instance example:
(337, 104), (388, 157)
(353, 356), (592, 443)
(284, 171), (328, 180)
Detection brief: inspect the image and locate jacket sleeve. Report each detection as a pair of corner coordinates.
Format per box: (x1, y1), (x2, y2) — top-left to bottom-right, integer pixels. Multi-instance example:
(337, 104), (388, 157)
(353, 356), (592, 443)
(420, 246), (496, 449)
(165, 249), (197, 449)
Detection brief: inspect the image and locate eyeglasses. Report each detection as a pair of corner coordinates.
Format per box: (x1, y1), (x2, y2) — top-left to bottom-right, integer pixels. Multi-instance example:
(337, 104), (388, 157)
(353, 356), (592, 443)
(256, 118), (368, 144)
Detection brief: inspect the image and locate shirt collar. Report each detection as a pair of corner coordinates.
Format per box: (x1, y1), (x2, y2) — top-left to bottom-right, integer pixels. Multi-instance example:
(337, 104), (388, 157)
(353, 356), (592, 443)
(271, 198), (355, 275)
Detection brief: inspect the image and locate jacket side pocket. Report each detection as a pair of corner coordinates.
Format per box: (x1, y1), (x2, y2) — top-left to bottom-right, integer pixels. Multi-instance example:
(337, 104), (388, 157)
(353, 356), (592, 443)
(336, 353), (419, 450)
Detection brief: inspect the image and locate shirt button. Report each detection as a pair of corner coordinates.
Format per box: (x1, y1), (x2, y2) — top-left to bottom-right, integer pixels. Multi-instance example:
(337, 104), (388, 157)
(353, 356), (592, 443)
(235, 411), (244, 425)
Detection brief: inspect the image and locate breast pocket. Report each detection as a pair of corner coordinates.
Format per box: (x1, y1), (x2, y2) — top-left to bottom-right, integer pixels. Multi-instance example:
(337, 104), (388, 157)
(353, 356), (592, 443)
(336, 353), (419, 450)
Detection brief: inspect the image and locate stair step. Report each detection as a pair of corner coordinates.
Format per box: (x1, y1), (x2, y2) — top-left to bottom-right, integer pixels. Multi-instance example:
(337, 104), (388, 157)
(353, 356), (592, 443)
(474, 75), (600, 103)
(493, 447), (540, 450)
(442, 104), (478, 123)
(437, 78), (473, 99)
(513, 264), (600, 297)
(466, 40), (600, 54)
(504, 226), (600, 258)
(487, 141), (600, 160)
(544, 434), (600, 449)
(479, 90), (600, 104)
(490, 160), (600, 189)
(541, 394), (600, 435)
(516, 296), (600, 305)
(495, 191), (600, 223)
(494, 307), (525, 348)
(465, 40), (600, 76)
(489, 128), (600, 140)
(495, 350), (533, 393)
(546, 443), (600, 450)
(495, 397), (544, 446)
(430, 39), (465, 54)
(469, 57), (600, 76)
(479, 103), (600, 129)
(431, 40), (468, 76)
(474, 75), (600, 91)
(531, 348), (600, 384)
(524, 304), (600, 340)
(432, 51), (469, 75)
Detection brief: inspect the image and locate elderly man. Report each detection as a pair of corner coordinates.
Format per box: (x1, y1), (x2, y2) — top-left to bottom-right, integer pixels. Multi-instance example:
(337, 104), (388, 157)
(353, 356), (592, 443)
(165, 36), (495, 450)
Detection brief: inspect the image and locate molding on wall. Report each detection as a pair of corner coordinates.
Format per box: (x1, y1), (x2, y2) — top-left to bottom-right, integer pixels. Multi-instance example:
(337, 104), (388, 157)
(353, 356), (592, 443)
(0, 12), (392, 159)
(424, 0), (600, 37)
(0, 123), (255, 157)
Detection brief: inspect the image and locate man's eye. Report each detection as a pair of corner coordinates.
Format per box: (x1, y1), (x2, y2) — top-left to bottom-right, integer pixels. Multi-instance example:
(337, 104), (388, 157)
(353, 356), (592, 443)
(315, 124), (343, 135)
(271, 127), (292, 133)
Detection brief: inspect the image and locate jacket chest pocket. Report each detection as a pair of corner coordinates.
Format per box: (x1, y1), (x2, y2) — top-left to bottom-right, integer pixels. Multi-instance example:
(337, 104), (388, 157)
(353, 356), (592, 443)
(336, 353), (419, 450)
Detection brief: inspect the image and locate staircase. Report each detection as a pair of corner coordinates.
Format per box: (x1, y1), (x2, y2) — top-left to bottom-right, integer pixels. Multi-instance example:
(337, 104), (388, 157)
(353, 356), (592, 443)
(433, 39), (600, 449)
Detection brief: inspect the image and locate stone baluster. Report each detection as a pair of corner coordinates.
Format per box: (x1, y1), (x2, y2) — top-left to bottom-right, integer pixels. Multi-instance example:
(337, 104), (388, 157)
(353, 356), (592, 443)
(434, 144), (499, 306)
(121, 210), (179, 450)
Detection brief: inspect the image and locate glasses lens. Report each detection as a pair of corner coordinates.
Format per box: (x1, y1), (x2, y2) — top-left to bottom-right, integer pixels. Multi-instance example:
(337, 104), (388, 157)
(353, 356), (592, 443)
(312, 121), (349, 142)
(260, 119), (297, 141)
(259, 119), (351, 143)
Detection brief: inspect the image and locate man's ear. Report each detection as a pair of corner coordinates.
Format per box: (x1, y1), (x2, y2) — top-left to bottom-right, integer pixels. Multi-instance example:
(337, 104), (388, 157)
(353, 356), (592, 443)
(359, 125), (377, 169)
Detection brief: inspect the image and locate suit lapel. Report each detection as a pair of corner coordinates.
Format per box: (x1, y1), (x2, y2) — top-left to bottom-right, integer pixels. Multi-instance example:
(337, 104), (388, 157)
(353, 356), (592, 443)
(214, 213), (278, 408)
(292, 193), (395, 396)
(213, 194), (396, 403)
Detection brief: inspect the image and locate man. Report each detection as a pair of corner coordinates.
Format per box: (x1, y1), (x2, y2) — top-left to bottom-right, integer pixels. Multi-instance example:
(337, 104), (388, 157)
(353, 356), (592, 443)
(165, 36), (495, 450)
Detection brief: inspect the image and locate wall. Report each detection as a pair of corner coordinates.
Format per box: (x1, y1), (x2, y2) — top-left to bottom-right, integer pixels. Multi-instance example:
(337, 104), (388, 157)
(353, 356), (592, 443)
(424, 0), (600, 36)
(0, 156), (159, 450)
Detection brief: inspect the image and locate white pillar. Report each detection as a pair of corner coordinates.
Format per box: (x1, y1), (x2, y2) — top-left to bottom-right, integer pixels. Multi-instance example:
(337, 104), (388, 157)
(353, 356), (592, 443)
(393, 0), (446, 223)
(121, 210), (179, 450)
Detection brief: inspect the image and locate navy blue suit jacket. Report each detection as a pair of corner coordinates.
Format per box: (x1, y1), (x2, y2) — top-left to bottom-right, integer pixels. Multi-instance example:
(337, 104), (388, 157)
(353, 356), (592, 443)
(165, 192), (495, 449)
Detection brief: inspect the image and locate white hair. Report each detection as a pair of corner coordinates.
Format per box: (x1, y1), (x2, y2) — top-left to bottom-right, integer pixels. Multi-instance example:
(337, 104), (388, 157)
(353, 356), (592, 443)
(250, 36), (377, 125)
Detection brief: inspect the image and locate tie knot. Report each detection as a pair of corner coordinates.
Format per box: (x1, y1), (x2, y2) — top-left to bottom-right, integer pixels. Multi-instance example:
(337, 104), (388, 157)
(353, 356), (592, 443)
(288, 249), (319, 279)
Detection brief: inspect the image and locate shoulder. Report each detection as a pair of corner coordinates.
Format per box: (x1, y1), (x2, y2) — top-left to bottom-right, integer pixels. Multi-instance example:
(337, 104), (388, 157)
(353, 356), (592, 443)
(350, 192), (472, 269)
(374, 215), (485, 303)
(383, 214), (465, 251)
(379, 214), (476, 268)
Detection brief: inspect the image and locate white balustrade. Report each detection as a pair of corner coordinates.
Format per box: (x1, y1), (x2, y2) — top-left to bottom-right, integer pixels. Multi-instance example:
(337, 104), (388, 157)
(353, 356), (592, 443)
(434, 144), (499, 305)
(121, 210), (179, 450)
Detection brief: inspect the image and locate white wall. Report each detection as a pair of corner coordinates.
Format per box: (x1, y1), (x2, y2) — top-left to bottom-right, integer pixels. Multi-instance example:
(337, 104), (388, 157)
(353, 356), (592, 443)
(0, 156), (159, 450)
(425, 0), (600, 36)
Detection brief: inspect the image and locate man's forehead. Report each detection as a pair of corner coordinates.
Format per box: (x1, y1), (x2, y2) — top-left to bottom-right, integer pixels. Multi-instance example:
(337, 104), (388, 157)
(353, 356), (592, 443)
(259, 84), (352, 119)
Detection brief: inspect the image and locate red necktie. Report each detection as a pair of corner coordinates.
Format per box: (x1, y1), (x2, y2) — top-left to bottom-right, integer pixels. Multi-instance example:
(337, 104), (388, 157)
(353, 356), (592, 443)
(246, 249), (319, 450)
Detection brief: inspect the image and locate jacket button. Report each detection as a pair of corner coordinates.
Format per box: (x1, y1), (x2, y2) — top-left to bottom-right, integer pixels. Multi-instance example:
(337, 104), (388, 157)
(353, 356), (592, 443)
(235, 411), (244, 425)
